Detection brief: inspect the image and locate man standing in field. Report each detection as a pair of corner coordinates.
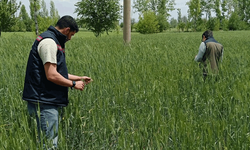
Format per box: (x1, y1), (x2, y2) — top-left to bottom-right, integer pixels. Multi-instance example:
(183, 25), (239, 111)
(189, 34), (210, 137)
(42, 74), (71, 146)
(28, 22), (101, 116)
(194, 30), (224, 78)
(22, 15), (92, 149)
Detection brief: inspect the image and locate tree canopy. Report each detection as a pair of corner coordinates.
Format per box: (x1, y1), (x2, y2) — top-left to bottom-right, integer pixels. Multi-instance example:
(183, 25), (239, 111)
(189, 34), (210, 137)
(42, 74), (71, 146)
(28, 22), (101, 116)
(75, 0), (121, 37)
(0, 0), (21, 36)
(133, 0), (175, 33)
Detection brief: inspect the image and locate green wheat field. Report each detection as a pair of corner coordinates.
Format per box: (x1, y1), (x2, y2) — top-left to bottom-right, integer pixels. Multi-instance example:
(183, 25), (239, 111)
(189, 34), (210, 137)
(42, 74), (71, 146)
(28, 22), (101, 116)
(0, 30), (250, 149)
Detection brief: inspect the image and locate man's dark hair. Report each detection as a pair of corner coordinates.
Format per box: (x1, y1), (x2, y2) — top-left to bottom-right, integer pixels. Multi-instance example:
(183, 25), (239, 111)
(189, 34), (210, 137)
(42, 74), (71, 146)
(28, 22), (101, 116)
(56, 15), (79, 32)
(202, 30), (213, 39)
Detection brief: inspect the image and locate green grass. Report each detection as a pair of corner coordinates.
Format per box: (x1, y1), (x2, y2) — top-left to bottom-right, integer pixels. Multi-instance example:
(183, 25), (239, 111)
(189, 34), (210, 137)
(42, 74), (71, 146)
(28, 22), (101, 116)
(1, 30), (250, 149)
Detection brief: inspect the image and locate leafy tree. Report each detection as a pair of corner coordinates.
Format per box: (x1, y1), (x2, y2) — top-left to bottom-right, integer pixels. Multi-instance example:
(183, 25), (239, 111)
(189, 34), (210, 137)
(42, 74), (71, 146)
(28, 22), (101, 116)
(226, 0), (236, 16)
(176, 8), (186, 32)
(149, 0), (158, 12)
(36, 0), (60, 33)
(133, 0), (151, 13)
(238, 20), (249, 30)
(29, 0), (40, 20)
(75, 0), (121, 37)
(185, 20), (192, 31)
(134, 0), (174, 32)
(120, 22), (124, 28)
(177, 22), (186, 31)
(133, 0), (175, 15)
(221, 0), (250, 29)
(206, 17), (220, 31)
(37, 16), (53, 33)
(221, 18), (229, 31)
(186, 0), (202, 31)
(50, 0), (60, 25)
(197, 18), (206, 31)
(157, 13), (169, 32)
(245, 1), (250, 24)
(157, 0), (172, 32)
(29, 0), (40, 35)
(200, 0), (221, 30)
(182, 16), (188, 24)
(177, 8), (182, 23)
(214, 0), (221, 19)
(180, 16), (190, 31)
(228, 11), (240, 30)
(169, 17), (177, 28)
(11, 18), (26, 31)
(131, 18), (136, 31)
(185, 10), (193, 31)
(237, 0), (250, 25)
(37, 0), (51, 33)
(19, 4), (33, 31)
(136, 10), (159, 34)
(221, 0), (227, 19)
(39, 0), (48, 17)
(20, 5), (29, 23)
(0, 0), (21, 36)
(200, 0), (213, 20)
(114, 21), (120, 34)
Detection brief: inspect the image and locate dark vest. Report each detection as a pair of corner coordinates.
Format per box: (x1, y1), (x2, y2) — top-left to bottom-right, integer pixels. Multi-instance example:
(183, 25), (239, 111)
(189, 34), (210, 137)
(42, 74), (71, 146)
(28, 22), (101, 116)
(204, 36), (219, 45)
(202, 36), (220, 63)
(23, 26), (69, 106)
(202, 36), (223, 73)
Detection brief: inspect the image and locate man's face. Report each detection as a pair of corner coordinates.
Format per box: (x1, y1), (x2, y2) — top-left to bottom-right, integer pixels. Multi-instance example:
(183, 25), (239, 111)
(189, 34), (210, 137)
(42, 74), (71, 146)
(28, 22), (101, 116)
(202, 35), (206, 42)
(66, 31), (76, 41)
(63, 27), (76, 42)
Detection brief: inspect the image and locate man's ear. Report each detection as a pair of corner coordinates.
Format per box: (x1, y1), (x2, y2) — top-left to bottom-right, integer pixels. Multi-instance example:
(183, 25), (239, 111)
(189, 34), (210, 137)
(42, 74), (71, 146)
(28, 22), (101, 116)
(62, 27), (70, 35)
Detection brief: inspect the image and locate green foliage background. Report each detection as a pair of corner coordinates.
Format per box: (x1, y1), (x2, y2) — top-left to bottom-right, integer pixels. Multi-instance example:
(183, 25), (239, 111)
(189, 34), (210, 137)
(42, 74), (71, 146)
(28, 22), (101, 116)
(0, 31), (250, 149)
(136, 11), (159, 34)
(75, 0), (121, 37)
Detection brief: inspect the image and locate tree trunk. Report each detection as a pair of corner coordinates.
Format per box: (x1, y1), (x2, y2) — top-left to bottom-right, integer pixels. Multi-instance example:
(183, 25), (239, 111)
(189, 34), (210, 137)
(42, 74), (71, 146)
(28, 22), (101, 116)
(34, 0), (39, 36)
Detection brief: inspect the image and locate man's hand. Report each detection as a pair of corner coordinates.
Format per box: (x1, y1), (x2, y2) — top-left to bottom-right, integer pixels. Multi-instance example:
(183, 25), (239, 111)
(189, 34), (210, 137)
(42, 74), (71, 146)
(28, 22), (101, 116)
(74, 80), (85, 91)
(81, 76), (92, 85)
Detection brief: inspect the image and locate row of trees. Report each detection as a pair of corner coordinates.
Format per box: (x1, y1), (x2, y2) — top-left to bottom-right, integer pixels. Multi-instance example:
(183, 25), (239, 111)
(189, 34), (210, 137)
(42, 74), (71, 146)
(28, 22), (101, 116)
(75, 0), (175, 36)
(185, 0), (250, 31)
(1, 0), (250, 36)
(138, 0), (250, 33)
(0, 0), (60, 36)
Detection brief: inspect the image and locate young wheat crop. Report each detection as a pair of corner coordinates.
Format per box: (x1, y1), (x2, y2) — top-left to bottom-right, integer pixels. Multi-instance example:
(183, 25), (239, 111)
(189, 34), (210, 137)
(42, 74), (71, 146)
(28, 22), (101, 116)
(0, 31), (250, 149)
